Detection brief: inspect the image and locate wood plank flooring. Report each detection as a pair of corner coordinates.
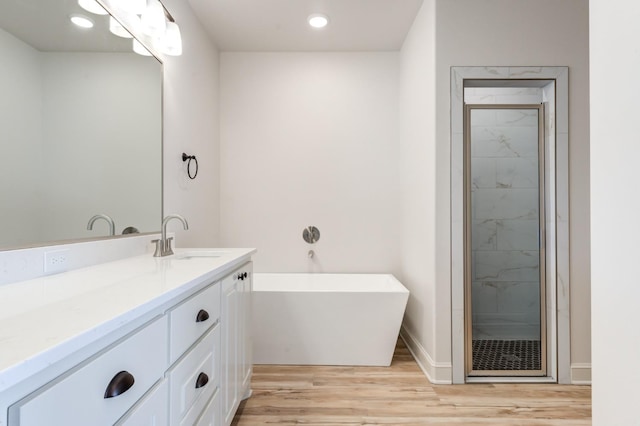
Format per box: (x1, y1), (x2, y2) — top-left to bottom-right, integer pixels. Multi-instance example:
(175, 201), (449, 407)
(232, 339), (591, 425)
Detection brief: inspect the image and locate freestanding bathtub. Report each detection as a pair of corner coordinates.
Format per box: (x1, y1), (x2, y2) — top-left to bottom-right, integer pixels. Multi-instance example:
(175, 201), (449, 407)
(252, 273), (409, 366)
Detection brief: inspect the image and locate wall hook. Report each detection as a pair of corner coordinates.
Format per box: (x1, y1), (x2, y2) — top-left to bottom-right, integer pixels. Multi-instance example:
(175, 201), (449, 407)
(182, 153), (198, 179)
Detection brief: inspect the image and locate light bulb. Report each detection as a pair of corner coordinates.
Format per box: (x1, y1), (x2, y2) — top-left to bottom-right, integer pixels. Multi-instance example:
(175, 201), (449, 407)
(160, 22), (182, 56)
(141, 0), (167, 37)
(118, 0), (146, 15)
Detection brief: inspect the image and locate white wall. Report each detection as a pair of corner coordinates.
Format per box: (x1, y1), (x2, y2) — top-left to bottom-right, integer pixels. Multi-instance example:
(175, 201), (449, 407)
(220, 52), (400, 274)
(0, 28), (43, 247)
(398, 0), (440, 381)
(399, 0), (590, 382)
(151, 0), (221, 247)
(590, 0), (640, 423)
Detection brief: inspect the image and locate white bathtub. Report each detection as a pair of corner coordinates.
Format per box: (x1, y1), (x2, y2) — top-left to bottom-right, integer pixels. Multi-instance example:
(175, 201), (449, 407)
(252, 273), (409, 366)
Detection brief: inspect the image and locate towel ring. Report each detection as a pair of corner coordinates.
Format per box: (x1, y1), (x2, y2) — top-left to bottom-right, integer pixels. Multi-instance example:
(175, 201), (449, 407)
(182, 153), (198, 180)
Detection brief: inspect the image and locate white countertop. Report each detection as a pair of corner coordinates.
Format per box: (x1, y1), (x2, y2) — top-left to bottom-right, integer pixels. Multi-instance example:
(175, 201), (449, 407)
(0, 248), (255, 394)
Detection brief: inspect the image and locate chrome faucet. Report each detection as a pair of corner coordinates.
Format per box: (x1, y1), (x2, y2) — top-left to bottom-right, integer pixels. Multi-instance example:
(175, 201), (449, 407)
(87, 214), (115, 236)
(153, 214), (189, 257)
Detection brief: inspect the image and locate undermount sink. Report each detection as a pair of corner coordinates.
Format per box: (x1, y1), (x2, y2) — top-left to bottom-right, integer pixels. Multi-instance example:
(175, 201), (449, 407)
(174, 250), (228, 260)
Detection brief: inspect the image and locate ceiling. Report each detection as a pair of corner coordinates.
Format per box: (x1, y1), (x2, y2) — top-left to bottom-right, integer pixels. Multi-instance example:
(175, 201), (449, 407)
(0, 0), (131, 52)
(187, 0), (424, 51)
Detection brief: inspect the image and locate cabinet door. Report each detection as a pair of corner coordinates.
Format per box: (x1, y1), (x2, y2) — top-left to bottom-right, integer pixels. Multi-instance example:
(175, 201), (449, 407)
(240, 266), (253, 395)
(221, 273), (239, 426)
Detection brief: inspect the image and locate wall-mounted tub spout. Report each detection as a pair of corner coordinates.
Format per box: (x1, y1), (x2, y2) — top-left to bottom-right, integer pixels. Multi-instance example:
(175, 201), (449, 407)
(87, 214), (115, 236)
(308, 250), (315, 259)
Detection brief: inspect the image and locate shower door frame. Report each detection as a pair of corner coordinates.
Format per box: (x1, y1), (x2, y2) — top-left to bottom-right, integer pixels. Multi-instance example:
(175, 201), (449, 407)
(463, 103), (547, 377)
(449, 67), (571, 385)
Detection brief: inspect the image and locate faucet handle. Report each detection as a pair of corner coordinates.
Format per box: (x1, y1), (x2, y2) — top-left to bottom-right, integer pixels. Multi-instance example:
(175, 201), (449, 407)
(151, 239), (163, 257)
(164, 237), (175, 256)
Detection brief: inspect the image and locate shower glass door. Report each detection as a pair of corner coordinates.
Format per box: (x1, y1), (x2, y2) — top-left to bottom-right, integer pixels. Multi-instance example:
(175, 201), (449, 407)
(464, 104), (546, 377)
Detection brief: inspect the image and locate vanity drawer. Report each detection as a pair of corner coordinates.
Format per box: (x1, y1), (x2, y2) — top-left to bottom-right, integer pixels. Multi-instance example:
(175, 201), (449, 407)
(9, 317), (168, 426)
(169, 322), (220, 425)
(115, 379), (168, 426)
(182, 388), (219, 426)
(169, 282), (221, 363)
(195, 389), (221, 426)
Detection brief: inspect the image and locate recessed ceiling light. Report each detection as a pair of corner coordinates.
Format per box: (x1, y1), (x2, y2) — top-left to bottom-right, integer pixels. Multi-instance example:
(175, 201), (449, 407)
(78, 0), (108, 15)
(308, 13), (329, 29)
(69, 14), (94, 28)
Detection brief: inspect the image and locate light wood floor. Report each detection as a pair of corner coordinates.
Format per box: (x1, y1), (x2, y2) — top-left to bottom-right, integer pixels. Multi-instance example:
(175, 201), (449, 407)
(232, 339), (591, 425)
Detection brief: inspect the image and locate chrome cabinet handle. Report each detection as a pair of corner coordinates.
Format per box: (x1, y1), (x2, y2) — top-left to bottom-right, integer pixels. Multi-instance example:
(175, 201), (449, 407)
(104, 370), (135, 399)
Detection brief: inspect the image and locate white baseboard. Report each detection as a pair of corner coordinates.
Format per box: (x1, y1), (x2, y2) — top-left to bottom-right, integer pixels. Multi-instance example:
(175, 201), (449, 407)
(400, 325), (452, 384)
(570, 363), (592, 385)
(400, 325), (588, 386)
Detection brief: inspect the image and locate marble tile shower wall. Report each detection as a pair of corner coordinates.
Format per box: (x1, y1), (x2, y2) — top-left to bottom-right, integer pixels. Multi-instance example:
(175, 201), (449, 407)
(465, 87), (543, 105)
(469, 89), (542, 340)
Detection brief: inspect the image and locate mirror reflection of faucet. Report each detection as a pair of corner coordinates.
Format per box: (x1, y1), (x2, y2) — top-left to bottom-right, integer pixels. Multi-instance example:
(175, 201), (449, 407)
(153, 214), (189, 257)
(87, 214), (115, 236)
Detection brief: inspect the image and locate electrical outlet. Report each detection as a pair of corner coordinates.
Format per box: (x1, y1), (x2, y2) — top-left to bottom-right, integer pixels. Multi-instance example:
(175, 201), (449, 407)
(44, 249), (70, 274)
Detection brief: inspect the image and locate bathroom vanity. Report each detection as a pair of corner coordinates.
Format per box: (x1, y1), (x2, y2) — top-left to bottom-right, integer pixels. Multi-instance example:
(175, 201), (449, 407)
(0, 248), (255, 426)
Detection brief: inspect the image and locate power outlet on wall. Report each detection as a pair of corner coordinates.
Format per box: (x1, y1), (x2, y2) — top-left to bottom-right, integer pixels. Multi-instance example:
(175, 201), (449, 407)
(44, 249), (70, 274)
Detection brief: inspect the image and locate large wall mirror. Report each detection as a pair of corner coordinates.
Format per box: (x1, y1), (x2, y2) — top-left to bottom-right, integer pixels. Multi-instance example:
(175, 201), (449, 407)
(0, 0), (162, 250)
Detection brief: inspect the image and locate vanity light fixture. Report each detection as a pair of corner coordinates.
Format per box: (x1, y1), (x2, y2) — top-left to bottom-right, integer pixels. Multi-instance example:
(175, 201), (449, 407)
(120, 0), (147, 15)
(70, 14), (95, 29)
(133, 38), (152, 56)
(141, 0), (167, 37)
(157, 21), (182, 56)
(78, 0), (108, 15)
(308, 13), (329, 29)
(117, 0), (183, 57)
(109, 16), (133, 38)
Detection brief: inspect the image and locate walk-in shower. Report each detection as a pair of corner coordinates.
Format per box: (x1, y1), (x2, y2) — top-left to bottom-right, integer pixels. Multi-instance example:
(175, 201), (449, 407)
(451, 67), (570, 384)
(464, 103), (546, 377)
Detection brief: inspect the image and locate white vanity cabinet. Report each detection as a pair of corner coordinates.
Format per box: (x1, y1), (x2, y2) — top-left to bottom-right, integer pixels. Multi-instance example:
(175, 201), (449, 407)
(2, 253), (255, 426)
(221, 263), (253, 426)
(8, 317), (168, 426)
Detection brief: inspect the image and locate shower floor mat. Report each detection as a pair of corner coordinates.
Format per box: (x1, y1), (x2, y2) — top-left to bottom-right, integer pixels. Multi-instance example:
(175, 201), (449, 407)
(472, 339), (541, 371)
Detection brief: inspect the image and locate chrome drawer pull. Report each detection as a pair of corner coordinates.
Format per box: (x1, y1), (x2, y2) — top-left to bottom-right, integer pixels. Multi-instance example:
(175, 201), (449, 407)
(196, 309), (210, 323)
(104, 371), (135, 399)
(195, 372), (209, 389)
